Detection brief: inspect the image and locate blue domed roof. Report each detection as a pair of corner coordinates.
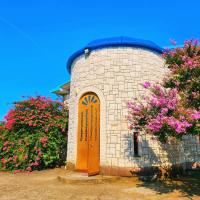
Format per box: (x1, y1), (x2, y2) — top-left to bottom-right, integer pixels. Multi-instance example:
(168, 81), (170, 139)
(67, 36), (163, 73)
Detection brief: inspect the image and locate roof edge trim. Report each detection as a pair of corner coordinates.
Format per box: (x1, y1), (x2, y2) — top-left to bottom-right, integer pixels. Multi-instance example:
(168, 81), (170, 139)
(67, 37), (163, 74)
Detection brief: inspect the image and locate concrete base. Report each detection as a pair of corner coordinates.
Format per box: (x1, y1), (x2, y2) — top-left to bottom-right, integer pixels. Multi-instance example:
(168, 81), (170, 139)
(100, 166), (153, 177)
(66, 162), (199, 177)
(57, 171), (121, 184)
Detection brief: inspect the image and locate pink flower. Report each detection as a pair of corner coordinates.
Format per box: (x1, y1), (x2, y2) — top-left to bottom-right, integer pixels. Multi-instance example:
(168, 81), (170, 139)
(2, 147), (7, 151)
(3, 141), (9, 146)
(148, 121), (162, 132)
(24, 155), (28, 160)
(5, 119), (16, 130)
(13, 155), (18, 162)
(36, 157), (40, 161)
(179, 116), (185, 121)
(154, 84), (161, 91)
(40, 137), (48, 144)
(166, 117), (192, 133)
(190, 111), (200, 120)
(187, 60), (193, 65)
(175, 121), (192, 133)
(38, 151), (42, 156)
(28, 121), (33, 126)
(147, 114), (164, 132)
(150, 97), (160, 107)
(192, 92), (197, 97)
(26, 167), (32, 171)
(31, 162), (39, 166)
(1, 158), (7, 164)
(143, 82), (151, 89)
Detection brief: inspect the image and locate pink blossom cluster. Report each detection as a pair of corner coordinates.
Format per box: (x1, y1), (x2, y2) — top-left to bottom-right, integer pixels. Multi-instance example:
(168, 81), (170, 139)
(4, 110), (15, 130)
(163, 39), (200, 73)
(127, 82), (200, 135)
(3, 96), (65, 132)
(147, 115), (192, 134)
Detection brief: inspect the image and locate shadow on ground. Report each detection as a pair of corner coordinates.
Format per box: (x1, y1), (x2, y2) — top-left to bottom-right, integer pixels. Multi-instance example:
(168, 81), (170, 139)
(136, 170), (200, 199)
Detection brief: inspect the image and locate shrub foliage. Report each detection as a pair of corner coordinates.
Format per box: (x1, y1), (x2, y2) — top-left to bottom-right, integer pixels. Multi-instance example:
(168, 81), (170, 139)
(0, 96), (68, 172)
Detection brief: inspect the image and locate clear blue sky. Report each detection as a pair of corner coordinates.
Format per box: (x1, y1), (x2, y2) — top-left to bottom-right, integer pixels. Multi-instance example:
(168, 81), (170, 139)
(0, 0), (200, 120)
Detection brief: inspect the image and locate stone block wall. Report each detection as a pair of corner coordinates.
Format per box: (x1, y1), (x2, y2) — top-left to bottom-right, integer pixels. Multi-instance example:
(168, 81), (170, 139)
(67, 47), (200, 174)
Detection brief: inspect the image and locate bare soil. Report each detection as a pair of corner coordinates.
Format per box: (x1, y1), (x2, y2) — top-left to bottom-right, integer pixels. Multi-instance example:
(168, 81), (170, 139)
(0, 168), (200, 200)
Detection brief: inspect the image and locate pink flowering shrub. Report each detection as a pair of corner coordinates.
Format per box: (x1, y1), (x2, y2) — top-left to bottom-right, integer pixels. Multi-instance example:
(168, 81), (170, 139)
(163, 39), (200, 108)
(128, 39), (200, 142)
(0, 96), (68, 172)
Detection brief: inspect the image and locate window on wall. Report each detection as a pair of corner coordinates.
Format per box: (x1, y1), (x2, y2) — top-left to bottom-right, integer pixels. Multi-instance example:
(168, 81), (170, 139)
(133, 131), (139, 156)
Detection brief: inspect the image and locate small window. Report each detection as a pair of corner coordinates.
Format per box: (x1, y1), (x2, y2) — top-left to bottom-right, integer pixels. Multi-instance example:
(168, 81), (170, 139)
(133, 132), (139, 156)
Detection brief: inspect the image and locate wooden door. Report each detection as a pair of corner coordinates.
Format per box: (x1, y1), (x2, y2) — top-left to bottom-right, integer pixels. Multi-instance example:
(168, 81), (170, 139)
(76, 93), (100, 175)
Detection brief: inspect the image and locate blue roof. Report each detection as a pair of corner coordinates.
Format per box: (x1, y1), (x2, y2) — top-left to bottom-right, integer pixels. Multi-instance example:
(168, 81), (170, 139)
(67, 36), (163, 73)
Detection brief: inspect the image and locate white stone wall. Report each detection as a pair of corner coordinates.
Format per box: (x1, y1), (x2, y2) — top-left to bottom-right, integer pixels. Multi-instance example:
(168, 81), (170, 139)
(67, 47), (200, 170)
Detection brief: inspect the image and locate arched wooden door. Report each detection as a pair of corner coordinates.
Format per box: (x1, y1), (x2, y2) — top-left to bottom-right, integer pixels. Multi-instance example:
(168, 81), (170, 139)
(76, 92), (100, 176)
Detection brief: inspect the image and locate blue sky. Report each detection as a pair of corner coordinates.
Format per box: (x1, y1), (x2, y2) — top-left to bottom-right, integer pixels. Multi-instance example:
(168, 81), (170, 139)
(0, 0), (200, 120)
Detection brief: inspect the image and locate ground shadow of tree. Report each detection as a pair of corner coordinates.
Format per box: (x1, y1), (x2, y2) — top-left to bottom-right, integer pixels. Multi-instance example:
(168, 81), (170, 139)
(136, 171), (200, 199)
(123, 132), (200, 198)
(123, 133), (182, 173)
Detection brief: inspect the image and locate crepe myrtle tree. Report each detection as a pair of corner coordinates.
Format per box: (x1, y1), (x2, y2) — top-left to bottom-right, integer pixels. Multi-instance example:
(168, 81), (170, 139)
(0, 96), (68, 172)
(127, 39), (200, 143)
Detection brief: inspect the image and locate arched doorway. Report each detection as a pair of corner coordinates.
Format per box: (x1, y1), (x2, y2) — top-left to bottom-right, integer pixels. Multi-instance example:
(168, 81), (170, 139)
(76, 92), (100, 175)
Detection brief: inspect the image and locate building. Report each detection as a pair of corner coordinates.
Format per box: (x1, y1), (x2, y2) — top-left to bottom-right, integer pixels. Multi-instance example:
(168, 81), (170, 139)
(53, 36), (200, 176)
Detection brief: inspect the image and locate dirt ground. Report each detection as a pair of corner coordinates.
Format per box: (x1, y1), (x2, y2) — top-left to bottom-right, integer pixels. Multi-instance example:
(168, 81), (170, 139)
(0, 168), (200, 200)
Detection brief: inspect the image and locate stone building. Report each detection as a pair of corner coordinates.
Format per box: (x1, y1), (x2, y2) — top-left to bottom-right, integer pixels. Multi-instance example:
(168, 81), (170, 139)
(53, 36), (200, 176)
